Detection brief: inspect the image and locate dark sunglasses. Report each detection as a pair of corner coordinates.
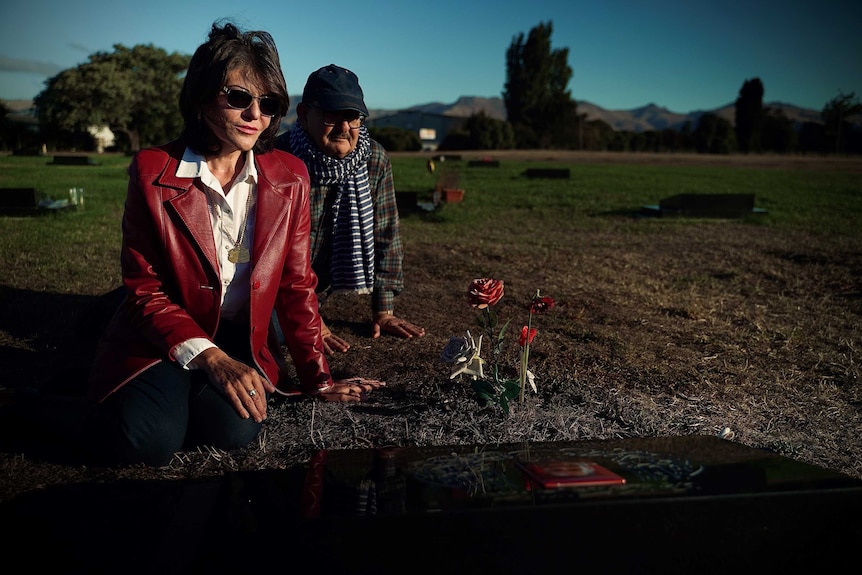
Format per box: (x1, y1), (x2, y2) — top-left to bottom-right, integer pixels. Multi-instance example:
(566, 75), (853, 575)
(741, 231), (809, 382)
(221, 87), (281, 117)
(314, 106), (365, 129)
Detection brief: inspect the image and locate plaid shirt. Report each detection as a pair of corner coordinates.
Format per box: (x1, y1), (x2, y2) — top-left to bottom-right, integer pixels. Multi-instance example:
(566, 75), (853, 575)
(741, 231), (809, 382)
(292, 137), (404, 315)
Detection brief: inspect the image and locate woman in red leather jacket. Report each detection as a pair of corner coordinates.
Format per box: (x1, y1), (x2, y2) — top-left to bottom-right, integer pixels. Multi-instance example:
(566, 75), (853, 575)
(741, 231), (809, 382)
(80, 22), (383, 466)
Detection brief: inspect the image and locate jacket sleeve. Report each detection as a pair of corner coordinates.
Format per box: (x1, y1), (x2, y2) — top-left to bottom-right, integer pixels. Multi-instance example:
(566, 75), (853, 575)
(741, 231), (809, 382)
(270, 156), (332, 393)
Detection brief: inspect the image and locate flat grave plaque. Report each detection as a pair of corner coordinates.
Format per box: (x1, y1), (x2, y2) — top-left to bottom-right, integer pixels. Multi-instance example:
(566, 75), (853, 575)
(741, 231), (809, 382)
(200, 435), (862, 572)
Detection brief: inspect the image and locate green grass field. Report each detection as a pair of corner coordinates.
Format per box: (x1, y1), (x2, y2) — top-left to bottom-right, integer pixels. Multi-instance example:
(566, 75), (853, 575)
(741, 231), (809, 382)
(392, 155), (861, 239)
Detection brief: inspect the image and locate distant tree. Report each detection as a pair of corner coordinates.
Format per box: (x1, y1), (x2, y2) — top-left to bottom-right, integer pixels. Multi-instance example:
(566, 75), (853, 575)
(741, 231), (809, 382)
(693, 113), (736, 154)
(631, 131), (649, 152)
(642, 130), (660, 152)
(435, 113), (514, 150)
(760, 107), (796, 153)
(735, 78), (764, 153)
(0, 101), (40, 153)
(678, 121), (695, 151)
(463, 112), (515, 149)
(503, 21), (578, 149)
(581, 119), (614, 151)
(34, 44), (189, 152)
(607, 130), (632, 152)
(368, 126), (421, 151)
(0, 101), (17, 151)
(797, 121), (827, 154)
(822, 91), (862, 154)
(437, 128), (470, 151)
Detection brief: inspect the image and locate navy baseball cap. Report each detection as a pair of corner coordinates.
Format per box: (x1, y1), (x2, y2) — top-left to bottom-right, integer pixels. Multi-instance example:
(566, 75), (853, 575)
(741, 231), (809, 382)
(302, 64), (369, 116)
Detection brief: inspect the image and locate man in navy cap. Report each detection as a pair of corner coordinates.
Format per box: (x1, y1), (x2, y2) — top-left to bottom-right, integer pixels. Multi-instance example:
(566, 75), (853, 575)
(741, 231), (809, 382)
(276, 64), (425, 353)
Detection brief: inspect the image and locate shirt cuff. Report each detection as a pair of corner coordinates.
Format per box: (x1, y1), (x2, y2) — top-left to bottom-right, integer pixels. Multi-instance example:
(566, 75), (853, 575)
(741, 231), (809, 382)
(373, 289), (395, 315)
(172, 338), (216, 369)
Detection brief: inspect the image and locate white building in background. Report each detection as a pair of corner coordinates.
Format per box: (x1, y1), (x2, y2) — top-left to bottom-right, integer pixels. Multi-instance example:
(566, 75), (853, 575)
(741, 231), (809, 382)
(87, 125), (115, 153)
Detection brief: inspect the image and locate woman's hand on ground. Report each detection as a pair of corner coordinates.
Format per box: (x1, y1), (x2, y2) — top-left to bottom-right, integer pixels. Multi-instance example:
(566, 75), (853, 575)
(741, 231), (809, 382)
(318, 377), (386, 402)
(321, 318), (350, 354)
(191, 348), (274, 422)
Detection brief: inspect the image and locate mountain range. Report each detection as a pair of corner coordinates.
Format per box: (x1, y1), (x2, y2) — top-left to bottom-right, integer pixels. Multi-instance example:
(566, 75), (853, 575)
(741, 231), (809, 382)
(384, 96), (826, 132)
(5, 96), (827, 133)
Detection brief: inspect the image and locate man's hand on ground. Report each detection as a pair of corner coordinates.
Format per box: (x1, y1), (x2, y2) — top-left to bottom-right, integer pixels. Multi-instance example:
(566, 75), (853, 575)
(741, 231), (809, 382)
(373, 312), (426, 340)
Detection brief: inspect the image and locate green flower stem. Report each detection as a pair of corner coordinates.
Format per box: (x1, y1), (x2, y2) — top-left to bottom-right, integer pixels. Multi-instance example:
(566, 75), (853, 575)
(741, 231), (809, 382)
(519, 311), (533, 403)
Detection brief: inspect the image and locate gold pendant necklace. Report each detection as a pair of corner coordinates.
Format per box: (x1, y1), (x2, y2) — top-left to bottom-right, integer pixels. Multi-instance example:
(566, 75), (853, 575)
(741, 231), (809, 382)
(208, 188), (253, 265)
(227, 245), (250, 264)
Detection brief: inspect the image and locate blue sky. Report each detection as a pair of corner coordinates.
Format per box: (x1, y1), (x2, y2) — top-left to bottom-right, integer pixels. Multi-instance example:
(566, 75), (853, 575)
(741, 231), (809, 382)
(1, 0), (860, 113)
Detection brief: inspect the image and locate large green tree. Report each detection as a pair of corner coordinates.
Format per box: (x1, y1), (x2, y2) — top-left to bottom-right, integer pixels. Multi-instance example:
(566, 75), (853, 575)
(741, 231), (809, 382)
(503, 21), (578, 149)
(34, 44), (189, 152)
(734, 78), (764, 153)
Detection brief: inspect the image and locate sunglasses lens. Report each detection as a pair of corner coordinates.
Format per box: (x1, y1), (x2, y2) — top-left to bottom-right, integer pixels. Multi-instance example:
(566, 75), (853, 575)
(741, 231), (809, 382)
(322, 111), (363, 128)
(259, 97), (280, 117)
(224, 88), (279, 117)
(226, 89), (253, 110)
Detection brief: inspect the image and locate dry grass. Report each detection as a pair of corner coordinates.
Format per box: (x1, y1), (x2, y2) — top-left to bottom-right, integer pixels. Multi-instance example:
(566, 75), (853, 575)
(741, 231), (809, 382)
(1, 152), (860, 502)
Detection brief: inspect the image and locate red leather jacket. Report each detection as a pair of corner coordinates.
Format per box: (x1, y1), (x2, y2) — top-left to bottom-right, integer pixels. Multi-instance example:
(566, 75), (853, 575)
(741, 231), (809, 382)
(88, 140), (331, 402)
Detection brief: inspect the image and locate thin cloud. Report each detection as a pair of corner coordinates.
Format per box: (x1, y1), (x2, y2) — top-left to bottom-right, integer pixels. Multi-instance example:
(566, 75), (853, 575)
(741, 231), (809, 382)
(68, 42), (91, 55)
(0, 55), (60, 76)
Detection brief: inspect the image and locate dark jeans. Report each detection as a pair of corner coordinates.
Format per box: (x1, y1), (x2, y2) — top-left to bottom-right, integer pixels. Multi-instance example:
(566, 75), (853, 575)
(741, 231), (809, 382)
(105, 318), (265, 466)
(3, 320), (264, 467)
(101, 359), (263, 466)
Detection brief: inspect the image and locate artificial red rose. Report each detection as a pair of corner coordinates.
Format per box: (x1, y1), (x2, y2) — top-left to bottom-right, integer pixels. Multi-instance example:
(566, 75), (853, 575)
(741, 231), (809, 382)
(467, 278), (504, 309)
(519, 326), (537, 347)
(530, 296), (555, 314)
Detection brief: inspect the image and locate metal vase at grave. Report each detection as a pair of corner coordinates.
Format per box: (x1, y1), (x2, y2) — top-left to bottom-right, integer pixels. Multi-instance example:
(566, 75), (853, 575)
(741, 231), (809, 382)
(69, 187), (84, 208)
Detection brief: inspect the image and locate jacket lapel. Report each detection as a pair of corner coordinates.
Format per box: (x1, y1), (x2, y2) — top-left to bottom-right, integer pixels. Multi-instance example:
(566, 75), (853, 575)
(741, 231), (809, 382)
(251, 155), (294, 267)
(158, 159), (220, 273)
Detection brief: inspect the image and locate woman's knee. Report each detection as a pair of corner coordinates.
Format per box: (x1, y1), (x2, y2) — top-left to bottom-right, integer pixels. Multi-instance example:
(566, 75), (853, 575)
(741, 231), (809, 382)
(192, 416), (262, 452)
(186, 383), (263, 451)
(101, 364), (191, 466)
(112, 417), (186, 466)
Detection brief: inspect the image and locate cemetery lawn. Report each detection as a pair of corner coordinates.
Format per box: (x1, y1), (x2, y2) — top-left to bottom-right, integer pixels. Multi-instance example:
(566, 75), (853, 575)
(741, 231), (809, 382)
(1, 150), (860, 501)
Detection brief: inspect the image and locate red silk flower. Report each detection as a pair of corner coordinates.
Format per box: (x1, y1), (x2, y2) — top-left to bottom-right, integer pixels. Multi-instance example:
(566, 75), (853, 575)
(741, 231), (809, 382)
(530, 296), (555, 314)
(519, 326), (537, 347)
(467, 278), (504, 309)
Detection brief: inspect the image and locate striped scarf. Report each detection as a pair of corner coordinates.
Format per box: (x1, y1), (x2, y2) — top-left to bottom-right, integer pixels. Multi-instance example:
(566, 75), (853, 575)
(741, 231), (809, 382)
(289, 124), (375, 294)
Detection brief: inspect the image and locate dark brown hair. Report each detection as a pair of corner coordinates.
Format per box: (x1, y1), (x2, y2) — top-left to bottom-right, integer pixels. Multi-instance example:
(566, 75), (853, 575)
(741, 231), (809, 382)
(180, 21), (288, 155)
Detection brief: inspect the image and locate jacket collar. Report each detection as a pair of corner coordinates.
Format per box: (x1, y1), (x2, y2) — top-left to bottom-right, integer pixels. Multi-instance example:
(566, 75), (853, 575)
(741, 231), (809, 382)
(153, 140), (300, 271)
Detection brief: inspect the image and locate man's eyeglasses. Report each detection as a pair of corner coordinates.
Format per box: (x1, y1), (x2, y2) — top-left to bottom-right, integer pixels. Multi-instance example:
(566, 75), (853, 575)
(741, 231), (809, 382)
(221, 87), (281, 117)
(318, 108), (366, 129)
